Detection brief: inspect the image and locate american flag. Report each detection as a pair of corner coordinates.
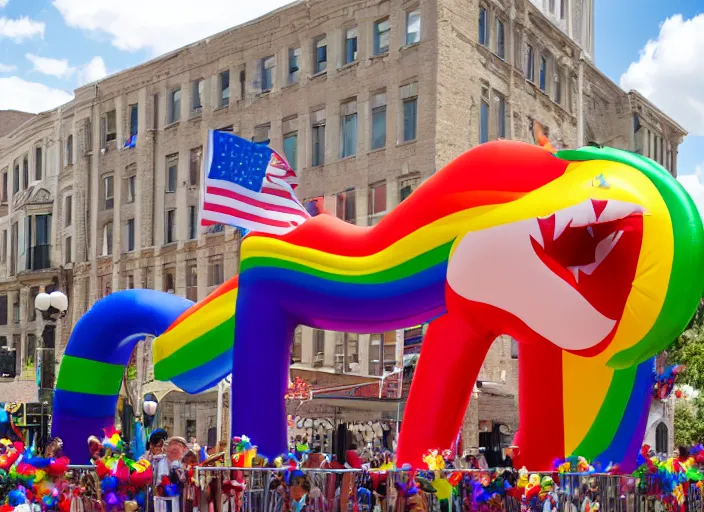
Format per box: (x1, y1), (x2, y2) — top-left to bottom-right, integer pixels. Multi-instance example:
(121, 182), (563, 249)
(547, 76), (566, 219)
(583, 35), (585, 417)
(200, 130), (310, 235)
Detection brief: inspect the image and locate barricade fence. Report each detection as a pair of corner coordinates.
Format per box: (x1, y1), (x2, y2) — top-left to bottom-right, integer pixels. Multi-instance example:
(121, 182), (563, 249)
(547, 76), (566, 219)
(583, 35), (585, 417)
(59, 466), (703, 512)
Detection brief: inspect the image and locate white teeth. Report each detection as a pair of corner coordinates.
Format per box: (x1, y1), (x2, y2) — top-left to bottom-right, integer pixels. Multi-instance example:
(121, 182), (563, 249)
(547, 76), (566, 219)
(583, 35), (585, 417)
(552, 200), (598, 240)
(596, 201), (646, 224)
(567, 230), (624, 281)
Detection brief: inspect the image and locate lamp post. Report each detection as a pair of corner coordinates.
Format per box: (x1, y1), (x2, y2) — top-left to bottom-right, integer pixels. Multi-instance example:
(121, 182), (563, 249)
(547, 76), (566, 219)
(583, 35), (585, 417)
(34, 290), (68, 397)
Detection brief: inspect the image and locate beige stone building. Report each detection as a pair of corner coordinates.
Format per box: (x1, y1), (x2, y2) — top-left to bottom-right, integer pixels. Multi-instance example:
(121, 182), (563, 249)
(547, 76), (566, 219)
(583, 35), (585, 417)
(0, 0), (685, 454)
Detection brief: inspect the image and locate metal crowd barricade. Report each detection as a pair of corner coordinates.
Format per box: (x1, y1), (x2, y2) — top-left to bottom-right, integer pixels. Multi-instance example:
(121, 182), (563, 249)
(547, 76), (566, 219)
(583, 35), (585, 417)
(57, 465), (704, 512)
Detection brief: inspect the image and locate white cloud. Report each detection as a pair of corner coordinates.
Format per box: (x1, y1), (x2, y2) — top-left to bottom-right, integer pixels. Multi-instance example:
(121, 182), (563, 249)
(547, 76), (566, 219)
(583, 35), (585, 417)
(76, 56), (107, 86)
(677, 164), (704, 221)
(0, 16), (45, 41)
(0, 76), (72, 113)
(52, 0), (294, 55)
(26, 53), (74, 79)
(621, 14), (704, 137)
(0, 63), (16, 72)
(0, 0), (9, 8)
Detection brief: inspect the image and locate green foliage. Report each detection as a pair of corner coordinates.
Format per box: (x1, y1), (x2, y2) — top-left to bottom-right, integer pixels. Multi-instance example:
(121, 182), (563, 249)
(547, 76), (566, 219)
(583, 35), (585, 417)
(675, 398), (704, 447)
(669, 299), (704, 390)
(125, 365), (137, 382)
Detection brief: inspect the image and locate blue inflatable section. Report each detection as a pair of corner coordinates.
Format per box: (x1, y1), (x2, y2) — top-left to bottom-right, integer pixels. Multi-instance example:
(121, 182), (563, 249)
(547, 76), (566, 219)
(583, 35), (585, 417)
(52, 289), (193, 462)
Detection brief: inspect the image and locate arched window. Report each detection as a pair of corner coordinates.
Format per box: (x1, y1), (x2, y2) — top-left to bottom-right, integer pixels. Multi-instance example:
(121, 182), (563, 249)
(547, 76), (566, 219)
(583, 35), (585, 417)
(656, 422), (668, 454)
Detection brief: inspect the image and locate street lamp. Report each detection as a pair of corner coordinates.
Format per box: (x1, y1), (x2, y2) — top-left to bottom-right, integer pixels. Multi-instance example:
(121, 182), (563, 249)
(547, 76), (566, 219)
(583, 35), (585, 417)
(34, 290), (68, 393)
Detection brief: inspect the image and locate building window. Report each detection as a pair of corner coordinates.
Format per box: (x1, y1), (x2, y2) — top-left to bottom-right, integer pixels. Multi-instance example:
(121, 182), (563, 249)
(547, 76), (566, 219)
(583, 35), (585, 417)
(168, 88), (181, 124)
(368, 181), (387, 223)
(65, 136), (73, 166)
(406, 9), (421, 45)
(126, 273), (134, 289)
(340, 99), (358, 158)
(560, 0), (566, 19)
(12, 164), (18, 195)
(21, 155), (28, 189)
(35, 146), (42, 180)
(163, 267), (175, 293)
(208, 256), (224, 287)
(260, 56), (275, 92)
(126, 218), (135, 252)
(65, 236), (71, 264)
(525, 44), (535, 82)
(495, 18), (505, 59)
(314, 36), (327, 74)
(312, 329), (325, 363)
(371, 91), (387, 150)
(103, 175), (114, 210)
(336, 188), (356, 224)
(344, 333), (359, 373)
(165, 209), (176, 244)
(0, 230), (5, 263)
(103, 222), (113, 256)
(166, 154), (178, 193)
(539, 55), (547, 91)
(312, 109), (326, 167)
(344, 27), (358, 64)
(12, 299), (18, 324)
(186, 260), (198, 301)
(218, 71), (230, 107)
(239, 69), (246, 100)
(656, 422), (668, 454)
(188, 206), (197, 240)
(2, 170), (7, 202)
(288, 47), (301, 84)
(129, 104), (138, 137)
(480, 100), (489, 144)
(106, 110), (117, 142)
(549, 0), (556, 13)
(497, 95), (506, 139)
(253, 124), (270, 143)
(510, 337), (518, 358)
(374, 18), (390, 55)
(283, 132), (298, 171)
(10, 222), (17, 275)
(192, 79), (204, 113)
(65, 195), (72, 227)
(0, 296), (6, 325)
(478, 7), (488, 46)
(189, 147), (202, 187)
(555, 70), (562, 104)
(125, 175), (136, 204)
(401, 82), (418, 142)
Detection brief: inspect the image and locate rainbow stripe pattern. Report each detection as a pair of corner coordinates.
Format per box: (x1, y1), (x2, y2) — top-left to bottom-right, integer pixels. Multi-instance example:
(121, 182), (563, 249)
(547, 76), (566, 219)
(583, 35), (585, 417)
(55, 141), (704, 468)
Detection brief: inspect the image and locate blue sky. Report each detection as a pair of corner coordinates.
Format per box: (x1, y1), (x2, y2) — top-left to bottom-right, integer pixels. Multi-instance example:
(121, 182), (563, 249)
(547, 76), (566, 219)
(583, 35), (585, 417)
(0, 1), (702, 178)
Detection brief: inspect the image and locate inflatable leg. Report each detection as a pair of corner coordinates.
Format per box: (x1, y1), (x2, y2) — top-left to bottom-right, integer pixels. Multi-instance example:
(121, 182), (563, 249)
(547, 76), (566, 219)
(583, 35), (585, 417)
(230, 282), (295, 459)
(396, 311), (494, 467)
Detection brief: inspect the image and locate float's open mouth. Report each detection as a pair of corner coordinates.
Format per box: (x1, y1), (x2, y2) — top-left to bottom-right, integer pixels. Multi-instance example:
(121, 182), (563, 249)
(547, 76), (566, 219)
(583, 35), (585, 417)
(530, 199), (645, 329)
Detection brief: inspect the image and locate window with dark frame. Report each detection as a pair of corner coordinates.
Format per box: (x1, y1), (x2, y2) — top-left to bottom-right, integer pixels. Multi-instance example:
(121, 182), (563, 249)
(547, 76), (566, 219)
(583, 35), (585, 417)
(478, 7), (488, 46)
(35, 146), (42, 180)
(166, 154), (178, 193)
(371, 91), (387, 150)
(219, 70), (230, 107)
(129, 104), (138, 137)
(103, 175), (114, 210)
(288, 47), (301, 84)
(165, 209), (176, 244)
(314, 36), (327, 73)
(260, 57), (275, 92)
(344, 27), (358, 64)
(336, 188), (356, 224)
(126, 218), (135, 252)
(406, 9), (421, 45)
(192, 79), (204, 113)
(65, 195), (72, 226)
(188, 206), (197, 240)
(539, 55), (547, 91)
(22, 155), (28, 188)
(495, 18), (505, 58)
(400, 83), (418, 142)
(525, 44), (535, 81)
(312, 109), (326, 167)
(374, 18), (390, 54)
(168, 88), (181, 124)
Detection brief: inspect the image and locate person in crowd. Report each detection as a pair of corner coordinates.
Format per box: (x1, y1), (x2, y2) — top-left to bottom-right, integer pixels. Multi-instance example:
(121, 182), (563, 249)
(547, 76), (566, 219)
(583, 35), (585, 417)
(145, 429), (168, 461)
(87, 435), (104, 461)
(477, 447), (489, 470)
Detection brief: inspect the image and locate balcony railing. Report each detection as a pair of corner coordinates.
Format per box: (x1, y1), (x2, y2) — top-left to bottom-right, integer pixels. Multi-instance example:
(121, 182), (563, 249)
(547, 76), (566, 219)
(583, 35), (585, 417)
(31, 244), (51, 270)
